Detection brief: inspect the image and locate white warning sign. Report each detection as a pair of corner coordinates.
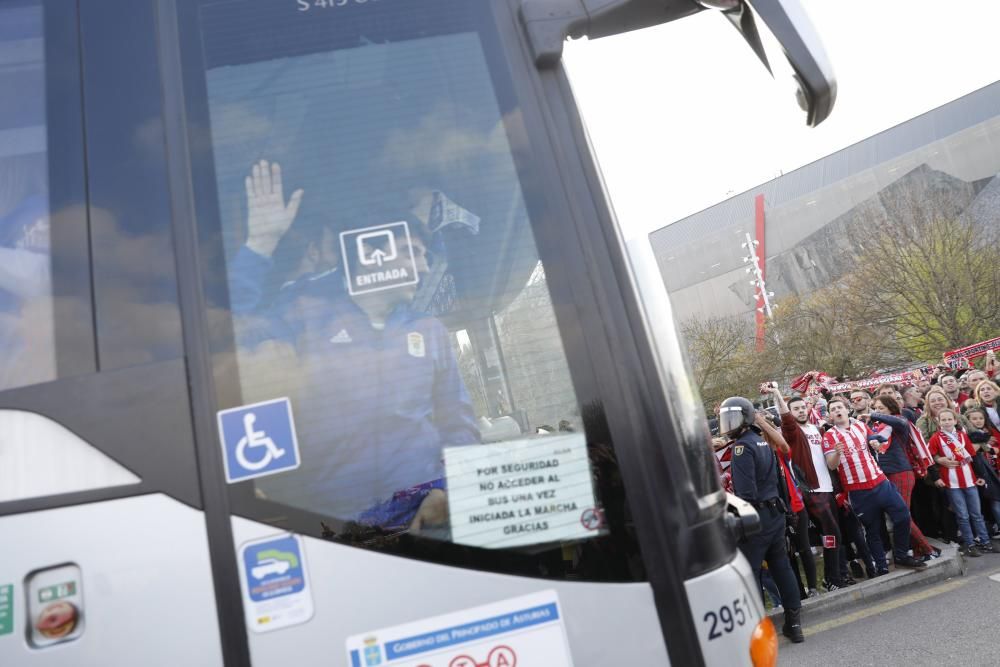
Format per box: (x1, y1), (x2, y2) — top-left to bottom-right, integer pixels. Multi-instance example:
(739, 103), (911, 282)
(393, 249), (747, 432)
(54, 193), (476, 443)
(444, 433), (600, 548)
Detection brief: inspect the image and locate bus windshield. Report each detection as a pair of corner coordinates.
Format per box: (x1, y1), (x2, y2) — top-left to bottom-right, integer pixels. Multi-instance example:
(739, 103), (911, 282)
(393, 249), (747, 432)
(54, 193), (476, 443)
(180, 0), (650, 579)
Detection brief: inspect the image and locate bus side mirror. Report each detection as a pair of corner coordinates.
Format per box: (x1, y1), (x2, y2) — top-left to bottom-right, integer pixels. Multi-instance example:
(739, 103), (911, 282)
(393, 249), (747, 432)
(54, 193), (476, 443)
(717, 0), (836, 126)
(521, 0), (836, 126)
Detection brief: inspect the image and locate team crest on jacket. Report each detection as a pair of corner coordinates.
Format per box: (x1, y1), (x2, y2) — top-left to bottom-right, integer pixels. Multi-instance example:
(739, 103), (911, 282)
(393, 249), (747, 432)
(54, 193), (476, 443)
(407, 332), (425, 358)
(734, 445), (745, 456)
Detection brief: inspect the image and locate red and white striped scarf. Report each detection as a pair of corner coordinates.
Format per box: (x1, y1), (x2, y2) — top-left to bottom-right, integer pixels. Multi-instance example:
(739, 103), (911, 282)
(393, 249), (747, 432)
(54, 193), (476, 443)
(807, 406), (822, 425)
(936, 429), (977, 489)
(906, 422), (933, 476)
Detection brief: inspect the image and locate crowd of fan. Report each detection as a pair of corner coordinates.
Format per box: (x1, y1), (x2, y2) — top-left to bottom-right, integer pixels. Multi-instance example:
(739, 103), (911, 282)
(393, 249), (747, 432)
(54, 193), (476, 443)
(712, 351), (1000, 607)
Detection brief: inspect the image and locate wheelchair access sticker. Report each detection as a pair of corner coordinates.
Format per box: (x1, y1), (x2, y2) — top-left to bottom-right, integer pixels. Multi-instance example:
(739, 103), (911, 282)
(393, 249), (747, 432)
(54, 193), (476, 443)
(217, 397), (301, 483)
(346, 590), (574, 667)
(239, 534), (314, 633)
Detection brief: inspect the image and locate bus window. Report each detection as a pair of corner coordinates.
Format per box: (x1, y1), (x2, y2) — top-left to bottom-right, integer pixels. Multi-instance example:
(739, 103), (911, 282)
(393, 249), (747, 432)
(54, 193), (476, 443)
(180, 0), (646, 581)
(0, 1), (91, 392)
(0, 0), (195, 511)
(0, 0), (101, 396)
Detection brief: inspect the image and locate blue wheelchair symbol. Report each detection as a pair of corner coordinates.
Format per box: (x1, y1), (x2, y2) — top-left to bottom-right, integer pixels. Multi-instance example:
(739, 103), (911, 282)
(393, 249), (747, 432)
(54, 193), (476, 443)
(218, 398), (300, 483)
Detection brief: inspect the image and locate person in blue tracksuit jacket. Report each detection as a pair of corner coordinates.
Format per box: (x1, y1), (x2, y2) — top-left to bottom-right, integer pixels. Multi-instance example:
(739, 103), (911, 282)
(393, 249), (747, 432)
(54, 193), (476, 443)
(230, 160), (479, 533)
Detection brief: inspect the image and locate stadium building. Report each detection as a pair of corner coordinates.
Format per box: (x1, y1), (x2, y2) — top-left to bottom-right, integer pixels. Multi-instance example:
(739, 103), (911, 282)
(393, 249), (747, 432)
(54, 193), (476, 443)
(650, 81), (1000, 327)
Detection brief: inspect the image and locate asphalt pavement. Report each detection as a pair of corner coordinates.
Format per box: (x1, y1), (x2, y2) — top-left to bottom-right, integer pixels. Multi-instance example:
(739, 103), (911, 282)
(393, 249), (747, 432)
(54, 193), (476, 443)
(777, 552), (1000, 666)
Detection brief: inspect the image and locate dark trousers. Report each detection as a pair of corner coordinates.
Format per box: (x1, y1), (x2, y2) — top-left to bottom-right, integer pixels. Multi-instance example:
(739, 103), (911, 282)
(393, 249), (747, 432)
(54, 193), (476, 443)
(806, 491), (842, 585)
(740, 504), (802, 611)
(788, 508), (817, 592)
(838, 504), (874, 579)
(910, 479), (939, 537)
(988, 498), (1000, 533)
(849, 480), (912, 569)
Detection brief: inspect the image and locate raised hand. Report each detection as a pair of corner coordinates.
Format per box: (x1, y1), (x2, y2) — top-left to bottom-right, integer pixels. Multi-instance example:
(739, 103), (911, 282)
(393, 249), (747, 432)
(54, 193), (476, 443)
(245, 160), (304, 258)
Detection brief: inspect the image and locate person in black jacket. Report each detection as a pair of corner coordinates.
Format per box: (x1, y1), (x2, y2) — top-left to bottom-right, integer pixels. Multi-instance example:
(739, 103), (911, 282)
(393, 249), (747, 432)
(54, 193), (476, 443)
(721, 396), (805, 643)
(967, 407), (1000, 534)
(769, 386), (841, 591)
(868, 396), (940, 560)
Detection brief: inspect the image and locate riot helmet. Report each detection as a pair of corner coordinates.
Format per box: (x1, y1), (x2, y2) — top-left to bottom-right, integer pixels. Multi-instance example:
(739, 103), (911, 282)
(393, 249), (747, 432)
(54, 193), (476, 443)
(718, 396), (755, 437)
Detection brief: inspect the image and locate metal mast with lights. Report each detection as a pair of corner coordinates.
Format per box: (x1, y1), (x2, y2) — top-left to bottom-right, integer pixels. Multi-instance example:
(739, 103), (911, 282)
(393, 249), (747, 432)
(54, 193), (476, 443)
(744, 195), (774, 352)
(742, 231), (775, 318)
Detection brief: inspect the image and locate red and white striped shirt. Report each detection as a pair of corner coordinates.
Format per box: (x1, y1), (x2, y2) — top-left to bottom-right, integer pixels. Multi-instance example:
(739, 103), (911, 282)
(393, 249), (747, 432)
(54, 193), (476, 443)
(928, 429), (979, 489)
(821, 420), (886, 491)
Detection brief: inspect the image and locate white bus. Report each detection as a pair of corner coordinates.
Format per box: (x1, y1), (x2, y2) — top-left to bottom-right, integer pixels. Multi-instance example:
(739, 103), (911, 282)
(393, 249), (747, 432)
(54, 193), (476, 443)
(0, 0), (833, 664)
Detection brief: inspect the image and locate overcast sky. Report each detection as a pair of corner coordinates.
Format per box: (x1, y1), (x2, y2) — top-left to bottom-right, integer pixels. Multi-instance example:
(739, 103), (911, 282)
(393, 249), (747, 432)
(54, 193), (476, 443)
(563, 1), (1000, 242)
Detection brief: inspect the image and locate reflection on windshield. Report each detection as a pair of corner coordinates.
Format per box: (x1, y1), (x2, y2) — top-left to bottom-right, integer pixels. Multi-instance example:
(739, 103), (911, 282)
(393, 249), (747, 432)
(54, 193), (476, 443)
(231, 159), (480, 531)
(203, 6), (600, 550)
(0, 3), (55, 391)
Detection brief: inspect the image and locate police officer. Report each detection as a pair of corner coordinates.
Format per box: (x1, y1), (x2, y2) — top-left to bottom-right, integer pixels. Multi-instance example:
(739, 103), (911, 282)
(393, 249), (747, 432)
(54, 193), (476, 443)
(720, 395), (805, 643)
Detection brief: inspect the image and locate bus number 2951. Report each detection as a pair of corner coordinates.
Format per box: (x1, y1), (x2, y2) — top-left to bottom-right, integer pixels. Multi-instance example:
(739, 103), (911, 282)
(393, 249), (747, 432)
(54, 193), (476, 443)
(703, 594), (754, 641)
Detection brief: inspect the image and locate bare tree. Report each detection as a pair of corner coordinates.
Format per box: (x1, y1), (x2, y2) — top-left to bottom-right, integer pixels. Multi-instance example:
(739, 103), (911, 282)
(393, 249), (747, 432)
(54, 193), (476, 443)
(680, 314), (759, 408)
(853, 189), (1000, 360)
(758, 284), (909, 380)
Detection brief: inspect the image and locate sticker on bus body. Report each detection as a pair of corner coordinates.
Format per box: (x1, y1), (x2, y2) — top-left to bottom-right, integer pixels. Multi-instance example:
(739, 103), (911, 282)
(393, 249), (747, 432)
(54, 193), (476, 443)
(345, 590), (574, 667)
(217, 397), (301, 484)
(0, 584), (12, 636)
(25, 563), (85, 648)
(443, 433), (600, 549)
(238, 533), (314, 633)
(340, 221), (420, 297)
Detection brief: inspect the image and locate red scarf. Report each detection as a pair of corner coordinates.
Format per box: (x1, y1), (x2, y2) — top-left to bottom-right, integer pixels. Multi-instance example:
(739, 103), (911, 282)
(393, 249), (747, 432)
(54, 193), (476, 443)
(808, 406), (822, 425)
(940, 429), (972, 463)
(778, 454), (804, 513)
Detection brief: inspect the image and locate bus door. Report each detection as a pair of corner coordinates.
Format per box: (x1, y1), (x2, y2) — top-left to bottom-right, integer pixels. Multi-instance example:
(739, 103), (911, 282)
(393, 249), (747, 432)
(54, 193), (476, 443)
(158, 0), (724, 665)
(0, 0), (223, 664)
